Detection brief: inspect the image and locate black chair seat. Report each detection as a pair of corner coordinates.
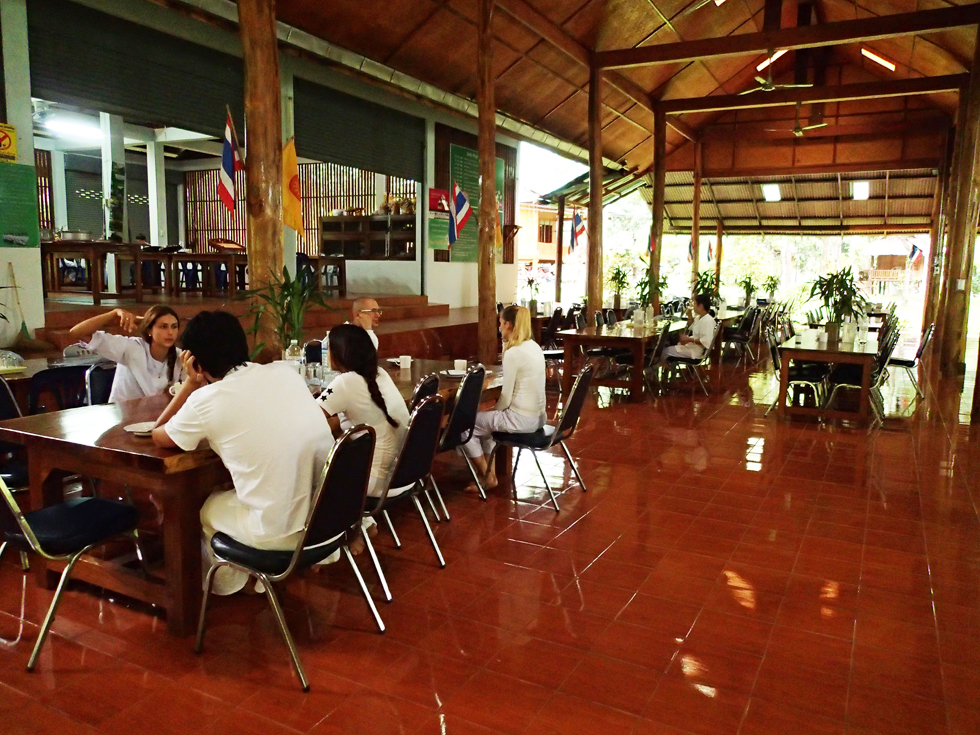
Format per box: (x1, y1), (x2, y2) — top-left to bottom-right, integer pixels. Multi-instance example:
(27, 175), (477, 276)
(888, 357), (915, 368)
(727, 333), (751, 344)
(667, 355), (701, 366)
(210, 531), (343, 576)
(492, 424), (555, 449)
(830, 364), (866, 383)
(542, 349), (565, 360)
(788, 367), (827, 382)
(0, 460), (28, 488)
(5, 497), (138, 556)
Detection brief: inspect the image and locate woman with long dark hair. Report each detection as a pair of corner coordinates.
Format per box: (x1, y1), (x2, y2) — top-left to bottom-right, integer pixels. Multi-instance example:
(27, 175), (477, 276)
(319, 324), (410, 500)
(663, 293), (717, 361)
(69, 305), (184, 402)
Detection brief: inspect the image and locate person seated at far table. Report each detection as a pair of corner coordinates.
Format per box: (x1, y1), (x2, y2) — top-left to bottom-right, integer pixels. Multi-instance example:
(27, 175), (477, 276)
(463, 305), (546, 492)
(151, 311), (334, 595)
(662, 293), (717, 362)
(69, 306), (185, 403)
(318, 324), (410, 553)
(325, 297), (382, 352)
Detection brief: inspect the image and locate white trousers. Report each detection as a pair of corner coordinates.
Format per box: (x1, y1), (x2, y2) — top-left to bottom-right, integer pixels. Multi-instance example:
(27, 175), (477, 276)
(663, 343), (705, 363)
(200, 490), (340, 596)
(462, 408), (545, 459)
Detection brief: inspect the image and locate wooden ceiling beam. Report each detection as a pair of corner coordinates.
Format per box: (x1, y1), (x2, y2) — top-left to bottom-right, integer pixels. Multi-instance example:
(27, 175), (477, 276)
(495, 0), (696, 141)
(666, 223), (930, 234)
(695, 159), (941, 177)
(660, 74), (966, 115)
(595, 4), (980, 69)
(699, 115), (952, 142)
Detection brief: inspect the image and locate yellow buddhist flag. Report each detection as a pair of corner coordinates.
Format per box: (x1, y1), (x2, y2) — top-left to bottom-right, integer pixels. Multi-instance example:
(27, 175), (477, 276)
(282, 137), (304, 239)
(495, 214), (503, 251)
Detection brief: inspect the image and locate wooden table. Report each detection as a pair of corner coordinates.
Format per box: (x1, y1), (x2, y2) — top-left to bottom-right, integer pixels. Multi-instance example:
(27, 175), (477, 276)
(558, 322), (673, 402)
(41, 240), (144, 305)
(381, 358), (502, 403)
(777, 336), (878, 423)
(0, 395), (231, 636)
(308, 255), (346, 298)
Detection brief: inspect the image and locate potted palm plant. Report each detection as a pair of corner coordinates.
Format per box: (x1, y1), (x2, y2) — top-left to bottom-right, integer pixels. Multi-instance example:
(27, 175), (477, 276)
(736, 275), (757, 307)
(524, 274), (540, 315)
(808, 267), (868, 342)
(244, 266), (338, 360)
(762, 275), (780, 301)
(636, 271), (667, 309)
(608, 264), (630, 310)
(693, 270), (717, 296)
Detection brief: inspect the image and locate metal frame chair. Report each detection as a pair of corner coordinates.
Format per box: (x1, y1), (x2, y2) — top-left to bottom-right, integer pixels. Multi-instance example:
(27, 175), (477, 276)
(0, 478), (140, 672)
(85, 363), (116, 406)
(825, 328), (900, 428)
(407, 373), (446, 521)
(195, 426), (381, 692)
(303, 340), (323, 365)
(487, 365), (594, 512)
(664, 321), (721, 395)
(763, 328), (829, 416)
(886, 323), (933, 399)
(428, 365), (488, 505)
(28, 366), (89, 414)
(361, 395), (446, 602)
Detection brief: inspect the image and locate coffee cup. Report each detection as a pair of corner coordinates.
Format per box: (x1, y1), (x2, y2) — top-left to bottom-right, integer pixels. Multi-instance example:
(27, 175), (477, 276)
(454, 359), (468, 372)
(399, 355), (412, 369)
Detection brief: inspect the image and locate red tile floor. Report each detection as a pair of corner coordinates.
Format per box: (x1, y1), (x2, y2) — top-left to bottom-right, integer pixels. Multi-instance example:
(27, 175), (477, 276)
(1, 348), (979, 735)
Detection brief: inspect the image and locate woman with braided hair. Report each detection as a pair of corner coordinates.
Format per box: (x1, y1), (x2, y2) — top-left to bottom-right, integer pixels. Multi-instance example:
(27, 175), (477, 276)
(319, 324), (410, 500)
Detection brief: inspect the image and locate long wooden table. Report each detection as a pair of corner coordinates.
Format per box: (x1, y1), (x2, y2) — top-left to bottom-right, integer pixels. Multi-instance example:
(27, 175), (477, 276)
(777, 336), (878, 423)
(0, 361), (505, 637)
(41, 240), (144, 305)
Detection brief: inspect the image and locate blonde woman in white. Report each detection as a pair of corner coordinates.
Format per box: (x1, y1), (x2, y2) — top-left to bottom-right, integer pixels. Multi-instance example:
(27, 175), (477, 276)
(463, 304), (546, 491)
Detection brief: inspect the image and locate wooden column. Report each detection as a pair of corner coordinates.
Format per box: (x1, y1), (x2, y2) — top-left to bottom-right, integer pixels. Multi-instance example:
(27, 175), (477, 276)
(650, 108), (667, 314)
(934, 94), (967, 353)
(691, 140), (702, 293)
(239, 0), (283, 359)
(587, 66), (604, 314)
(922, 132), (950, 330)
(940, 29), (980, 375)
(476, 0), (498, 366)
(714, 221), (723, 296)
(555, 195), (565, 303)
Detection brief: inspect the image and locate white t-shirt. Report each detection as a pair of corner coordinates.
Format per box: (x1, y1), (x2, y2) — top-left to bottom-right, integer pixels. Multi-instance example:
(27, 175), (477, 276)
(319, 368), (410, 497)
(164, 362), (334, 542)
(686, 313), (718, 358)
(326, 323), (379, 350)
(84, 331), (185, 403)
(498, 340), (547, 420)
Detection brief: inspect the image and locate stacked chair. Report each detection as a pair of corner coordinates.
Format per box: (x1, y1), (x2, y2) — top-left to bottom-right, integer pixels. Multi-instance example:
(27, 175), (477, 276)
(886, 323), (933, 399)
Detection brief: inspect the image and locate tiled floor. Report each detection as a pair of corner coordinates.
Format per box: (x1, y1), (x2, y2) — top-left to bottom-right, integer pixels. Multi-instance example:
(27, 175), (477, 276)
(1, 347), (979, 735)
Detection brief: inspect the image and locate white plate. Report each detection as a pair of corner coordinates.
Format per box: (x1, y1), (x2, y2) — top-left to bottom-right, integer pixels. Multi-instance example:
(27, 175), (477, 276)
(123, 422), (156, 437)
(439, 369), (467, 378)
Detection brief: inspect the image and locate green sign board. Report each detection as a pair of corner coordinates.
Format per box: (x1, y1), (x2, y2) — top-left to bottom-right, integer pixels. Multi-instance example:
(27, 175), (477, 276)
(430, 144), (503, 263)
(0, 163), (41, 248)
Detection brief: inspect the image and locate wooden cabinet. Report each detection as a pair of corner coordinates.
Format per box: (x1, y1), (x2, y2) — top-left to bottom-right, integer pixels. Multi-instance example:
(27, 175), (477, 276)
(320, 214), (416, 261)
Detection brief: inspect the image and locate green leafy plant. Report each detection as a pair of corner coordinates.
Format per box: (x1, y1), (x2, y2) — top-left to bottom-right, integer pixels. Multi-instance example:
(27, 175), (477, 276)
(693, 270), (717, 296)
(242, 266), (339, 358)
(808, 267), (868, 324)
(523, 274), (539, 300)
(608, 264), (630, 297)
(762, 275), (780, 296)
(736, 275), (756, 305)
(636, 272), (667, 308)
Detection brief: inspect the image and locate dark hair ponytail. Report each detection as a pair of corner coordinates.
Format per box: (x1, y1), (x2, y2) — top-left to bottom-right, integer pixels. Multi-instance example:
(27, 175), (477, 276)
(695, 293), (716, 318)
(328, 324), (398, 428)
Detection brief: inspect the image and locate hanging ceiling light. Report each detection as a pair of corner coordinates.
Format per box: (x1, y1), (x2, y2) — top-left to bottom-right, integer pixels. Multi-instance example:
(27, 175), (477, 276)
(861, 48), (897, 72)
(44, 116), (102, 141)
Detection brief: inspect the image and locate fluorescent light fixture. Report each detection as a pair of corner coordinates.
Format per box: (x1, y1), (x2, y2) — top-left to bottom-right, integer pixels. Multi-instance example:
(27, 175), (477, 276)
(852, 181), (870, 200)
(756, 49), (787, 72)
(861, 48), (896, 72)
(762, 184), (781, 202)
(714, 0), (726, 5)
(44, 117), (102, 141)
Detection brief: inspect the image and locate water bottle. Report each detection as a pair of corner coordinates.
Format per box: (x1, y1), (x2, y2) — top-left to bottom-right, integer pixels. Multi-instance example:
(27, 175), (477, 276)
(285, 339), (302, 361)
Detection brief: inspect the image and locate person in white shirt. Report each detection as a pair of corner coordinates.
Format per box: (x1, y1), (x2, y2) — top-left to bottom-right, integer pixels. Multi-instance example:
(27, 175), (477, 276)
(326, 297), (381, 351)
(663, 294), (717, 362)
(463, 305), (546, 492)
(318, 324), (410, 552)
(69, 306), (185, 403)
(151, 311), (334, 596)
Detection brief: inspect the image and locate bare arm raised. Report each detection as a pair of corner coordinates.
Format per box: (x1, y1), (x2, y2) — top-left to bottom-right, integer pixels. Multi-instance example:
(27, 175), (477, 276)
(69, 308), (141, 341)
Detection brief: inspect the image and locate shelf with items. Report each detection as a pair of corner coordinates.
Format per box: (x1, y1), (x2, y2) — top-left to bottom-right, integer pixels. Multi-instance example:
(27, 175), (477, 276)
(319, 214), (416, 261)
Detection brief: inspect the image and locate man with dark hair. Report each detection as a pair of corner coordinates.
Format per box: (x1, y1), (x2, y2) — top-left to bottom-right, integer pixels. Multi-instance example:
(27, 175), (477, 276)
(152, 310), (334, 595)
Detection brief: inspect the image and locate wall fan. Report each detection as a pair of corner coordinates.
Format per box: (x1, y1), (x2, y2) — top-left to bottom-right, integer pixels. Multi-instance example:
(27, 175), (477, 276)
(764, 102), (828, 137)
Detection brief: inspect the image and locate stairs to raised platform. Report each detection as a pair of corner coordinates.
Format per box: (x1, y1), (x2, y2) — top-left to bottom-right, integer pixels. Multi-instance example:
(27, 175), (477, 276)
(38, 295), (449, 351)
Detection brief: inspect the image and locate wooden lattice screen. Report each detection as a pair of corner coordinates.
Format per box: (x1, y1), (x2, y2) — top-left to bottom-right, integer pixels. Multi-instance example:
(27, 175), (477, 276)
(183, 162), (416, 256)
(35, 149), (55, 232)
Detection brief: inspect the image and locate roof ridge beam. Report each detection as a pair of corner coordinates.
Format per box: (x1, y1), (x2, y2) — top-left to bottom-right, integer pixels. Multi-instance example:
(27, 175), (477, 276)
(595, 4), (980, 69)
(660, 74), (967, 115)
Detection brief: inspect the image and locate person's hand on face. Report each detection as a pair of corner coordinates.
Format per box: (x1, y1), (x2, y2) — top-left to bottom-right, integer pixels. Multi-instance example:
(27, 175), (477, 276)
(181, 350), (207, 386)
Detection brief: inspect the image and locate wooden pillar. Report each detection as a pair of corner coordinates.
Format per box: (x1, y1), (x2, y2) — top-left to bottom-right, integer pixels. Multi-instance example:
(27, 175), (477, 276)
(555, 195), (565, 303)
(714, 221), (723, 296)
(691, 140), (702, 293)
(650, 108), (667, 314)
(934, 94), (967, 353)
(587, 66), (604, 315)
(940, 30), (980, 376)
(922, 133), (950, 330)
(973, 345), (980, 422)
(476, 0), (498, 366)
(239, 0), (283, 358)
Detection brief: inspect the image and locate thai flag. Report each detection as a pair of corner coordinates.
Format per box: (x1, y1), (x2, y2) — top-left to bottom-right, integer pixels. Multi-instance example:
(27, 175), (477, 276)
(908, 243), (924, 265)
(649, 231), (655, 254)
(447, 182), (471, 246)
(707, 241), (714, 262)
(571, 212), (585, 252)
(218, 112), (244, 215)
(687, 239), (694, 263)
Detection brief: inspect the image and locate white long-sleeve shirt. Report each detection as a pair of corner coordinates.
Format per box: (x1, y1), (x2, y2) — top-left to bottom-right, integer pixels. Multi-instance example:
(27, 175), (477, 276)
(497, 339), (546, 419)
(686, 313), (718, 357)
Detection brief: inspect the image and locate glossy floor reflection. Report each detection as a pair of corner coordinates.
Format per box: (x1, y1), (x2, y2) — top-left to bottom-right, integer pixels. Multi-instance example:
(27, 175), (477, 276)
(1, 348), (979, 735)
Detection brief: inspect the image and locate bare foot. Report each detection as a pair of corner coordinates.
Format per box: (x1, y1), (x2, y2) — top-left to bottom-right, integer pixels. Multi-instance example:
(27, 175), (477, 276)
(349, 523), (378, 556)
(463, 476), (498, 494)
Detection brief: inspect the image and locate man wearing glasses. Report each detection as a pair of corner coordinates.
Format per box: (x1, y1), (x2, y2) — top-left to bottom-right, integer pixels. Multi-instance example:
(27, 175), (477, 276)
(349, 297), (381, 350)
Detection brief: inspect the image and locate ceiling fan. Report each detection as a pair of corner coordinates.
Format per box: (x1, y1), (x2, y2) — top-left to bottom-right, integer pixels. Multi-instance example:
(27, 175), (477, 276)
(764, 102), (829, 138)
(738, 52), (812, 95)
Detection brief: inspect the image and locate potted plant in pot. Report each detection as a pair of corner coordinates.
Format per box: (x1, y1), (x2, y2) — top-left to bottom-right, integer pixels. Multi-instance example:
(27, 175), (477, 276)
(523, 273), (540, 315)
(693, 270), (717, 297)
(736, 275), (757, 308)
(608, 264), (630, 311)
(636, 271), (667, 310)
(808, 267), (868, 342)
